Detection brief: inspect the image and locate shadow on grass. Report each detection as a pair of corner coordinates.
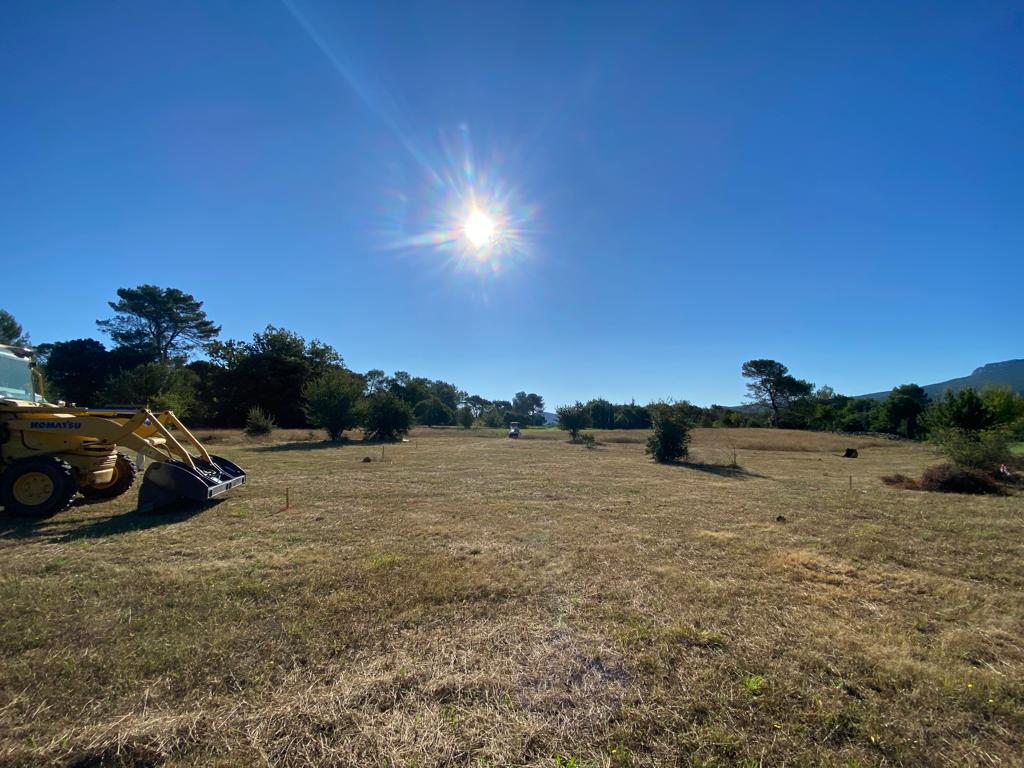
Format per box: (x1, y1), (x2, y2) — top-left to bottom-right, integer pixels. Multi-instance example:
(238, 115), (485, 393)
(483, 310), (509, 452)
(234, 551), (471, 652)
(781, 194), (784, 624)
(677, 462), (768, 480)
(253, 438), (408, 452)
(252, 440), (350, 452)
(0, 499), (220, 542)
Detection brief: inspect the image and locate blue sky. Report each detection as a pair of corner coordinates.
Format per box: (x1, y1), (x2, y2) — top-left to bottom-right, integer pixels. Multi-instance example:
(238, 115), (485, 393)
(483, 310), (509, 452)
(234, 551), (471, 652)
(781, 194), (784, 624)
(2, 1), (1020, 407)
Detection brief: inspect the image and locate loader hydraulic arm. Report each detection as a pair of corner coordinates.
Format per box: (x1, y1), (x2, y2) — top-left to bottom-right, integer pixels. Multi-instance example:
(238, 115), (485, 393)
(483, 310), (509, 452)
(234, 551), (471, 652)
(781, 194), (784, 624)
(77, 409), (215, 471)
(6, 408), (212, 471)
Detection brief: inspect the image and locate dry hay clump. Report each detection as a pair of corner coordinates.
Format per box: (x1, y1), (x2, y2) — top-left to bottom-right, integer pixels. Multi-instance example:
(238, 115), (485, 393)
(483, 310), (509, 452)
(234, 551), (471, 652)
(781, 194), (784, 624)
(880, 472), (919, 491)
(883, 463), (1003, 495)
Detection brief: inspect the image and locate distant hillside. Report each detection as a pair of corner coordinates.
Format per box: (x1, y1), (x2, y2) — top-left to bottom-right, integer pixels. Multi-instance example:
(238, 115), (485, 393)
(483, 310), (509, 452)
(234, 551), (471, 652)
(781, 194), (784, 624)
(860, 359), (1024, 401)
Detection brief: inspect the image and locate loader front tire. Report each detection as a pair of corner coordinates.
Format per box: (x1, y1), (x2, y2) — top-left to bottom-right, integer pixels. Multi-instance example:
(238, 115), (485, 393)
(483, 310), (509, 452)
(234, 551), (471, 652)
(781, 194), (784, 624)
(0, 457), (77, 517)
(80, 454), (137, 501)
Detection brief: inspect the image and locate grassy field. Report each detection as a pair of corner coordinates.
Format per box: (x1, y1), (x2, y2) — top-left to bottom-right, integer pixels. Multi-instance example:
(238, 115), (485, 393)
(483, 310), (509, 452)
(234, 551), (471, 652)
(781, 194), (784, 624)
(1, 427), (1022, 767)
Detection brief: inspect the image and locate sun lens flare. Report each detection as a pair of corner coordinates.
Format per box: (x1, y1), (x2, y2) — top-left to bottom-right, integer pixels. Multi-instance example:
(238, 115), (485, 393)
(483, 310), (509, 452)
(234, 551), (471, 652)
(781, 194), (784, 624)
(380, 124), (538, 284)
(464, 209), (496, 248)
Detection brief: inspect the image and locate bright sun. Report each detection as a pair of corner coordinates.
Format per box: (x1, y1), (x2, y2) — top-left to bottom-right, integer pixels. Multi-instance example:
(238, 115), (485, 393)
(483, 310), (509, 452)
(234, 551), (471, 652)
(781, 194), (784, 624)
(464, 209), (496, 248)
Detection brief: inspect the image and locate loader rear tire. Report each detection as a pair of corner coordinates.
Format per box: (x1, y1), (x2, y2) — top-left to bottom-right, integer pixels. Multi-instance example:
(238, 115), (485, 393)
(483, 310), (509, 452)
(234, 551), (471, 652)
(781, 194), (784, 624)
(0, 457), (77, 517)
(80, 454), (137, 501)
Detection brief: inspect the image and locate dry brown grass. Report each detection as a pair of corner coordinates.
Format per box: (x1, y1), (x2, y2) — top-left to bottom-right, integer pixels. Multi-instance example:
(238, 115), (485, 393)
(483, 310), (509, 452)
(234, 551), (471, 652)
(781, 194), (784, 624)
(0, 428), (1021, 767)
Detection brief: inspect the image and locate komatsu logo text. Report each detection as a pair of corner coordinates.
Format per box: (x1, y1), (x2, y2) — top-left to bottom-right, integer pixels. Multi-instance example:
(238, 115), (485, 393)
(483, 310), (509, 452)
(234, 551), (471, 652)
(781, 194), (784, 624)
(30, 421), (82, 430)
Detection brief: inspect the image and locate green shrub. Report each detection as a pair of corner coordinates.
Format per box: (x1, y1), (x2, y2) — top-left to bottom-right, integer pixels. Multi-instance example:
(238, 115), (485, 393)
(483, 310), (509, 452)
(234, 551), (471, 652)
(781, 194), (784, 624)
(456, 405), (474, 429)
(556, 401), (591, 441)
(933, 427), (1011, 470)
(364, 392), (413, 442)
(981, 386), (1024, 438)
(645, 403), (692, 463)
(244, 405), (277, 437)
(925, 386), (1022, 469)
(302, 369), (363, 440)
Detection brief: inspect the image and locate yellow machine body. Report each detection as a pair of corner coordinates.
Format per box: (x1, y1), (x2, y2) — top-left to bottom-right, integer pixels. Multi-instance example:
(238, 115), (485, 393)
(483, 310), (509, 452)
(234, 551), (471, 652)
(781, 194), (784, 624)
(0, 345), (245, 515)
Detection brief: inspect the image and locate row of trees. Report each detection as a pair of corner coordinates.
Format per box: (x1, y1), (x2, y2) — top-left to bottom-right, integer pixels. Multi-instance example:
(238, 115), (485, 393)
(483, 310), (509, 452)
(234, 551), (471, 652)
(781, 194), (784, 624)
(737, 358), (929, 435)
(2, 287), (545, 439)
(556, 385), (1022, 472)
(555, 357), (1023, 473)
(738, 358), (1024, 442)
(4, 297), (1022, 459)
(738, 358), (1024, 469)
(541, 360), (1019, 441)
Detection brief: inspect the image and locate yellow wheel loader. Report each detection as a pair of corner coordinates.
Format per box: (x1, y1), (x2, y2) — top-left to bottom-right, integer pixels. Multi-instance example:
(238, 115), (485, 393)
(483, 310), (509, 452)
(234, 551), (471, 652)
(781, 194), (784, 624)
(0, 344), (245, 517)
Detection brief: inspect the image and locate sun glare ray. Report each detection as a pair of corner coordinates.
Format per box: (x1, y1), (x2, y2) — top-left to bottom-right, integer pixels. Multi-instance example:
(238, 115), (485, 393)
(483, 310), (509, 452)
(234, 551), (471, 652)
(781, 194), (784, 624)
(277, 4), (538, 285)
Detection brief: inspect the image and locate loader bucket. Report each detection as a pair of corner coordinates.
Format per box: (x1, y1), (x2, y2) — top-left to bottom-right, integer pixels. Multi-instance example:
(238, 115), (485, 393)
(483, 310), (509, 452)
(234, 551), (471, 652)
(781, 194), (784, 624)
(137, 454), (246, 513)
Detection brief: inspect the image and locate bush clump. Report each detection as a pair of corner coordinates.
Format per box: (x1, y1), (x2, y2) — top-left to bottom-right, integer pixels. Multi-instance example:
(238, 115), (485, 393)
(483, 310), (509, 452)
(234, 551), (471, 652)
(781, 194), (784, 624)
(918, 463), (1002, 495)
(556, 402), (591, 442)
(456, 405), (475, 429)
(302, 369), (363, 440)
(244, 405), (277, 437)
(363, 392), (413, 442)
(645, 402), (692, 463)
(932, 427), (1012, 470)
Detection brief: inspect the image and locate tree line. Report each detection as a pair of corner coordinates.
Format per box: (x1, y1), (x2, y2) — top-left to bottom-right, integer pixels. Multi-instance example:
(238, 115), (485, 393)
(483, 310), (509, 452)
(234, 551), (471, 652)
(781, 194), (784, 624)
(2, 295), (1022, 458)
(0, 289), (544, 439)
(734, 358), (1023, 444)
(735, 357), (1024, 469)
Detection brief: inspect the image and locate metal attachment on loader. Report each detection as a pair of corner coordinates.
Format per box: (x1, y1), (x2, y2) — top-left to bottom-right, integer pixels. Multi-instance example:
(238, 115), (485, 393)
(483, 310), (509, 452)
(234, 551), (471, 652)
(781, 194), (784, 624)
(137, 454), (246, 513)
(95, 409), (247, 512)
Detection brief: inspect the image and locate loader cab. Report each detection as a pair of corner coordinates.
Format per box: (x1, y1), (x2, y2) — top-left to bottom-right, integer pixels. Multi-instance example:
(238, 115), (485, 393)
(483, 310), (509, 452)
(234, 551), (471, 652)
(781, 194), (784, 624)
(0, 346), (39, 403)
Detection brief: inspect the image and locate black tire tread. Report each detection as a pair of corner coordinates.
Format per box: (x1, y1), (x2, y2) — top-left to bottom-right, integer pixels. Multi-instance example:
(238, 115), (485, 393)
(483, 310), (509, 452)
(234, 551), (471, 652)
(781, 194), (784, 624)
(0, 456), (78, 517)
